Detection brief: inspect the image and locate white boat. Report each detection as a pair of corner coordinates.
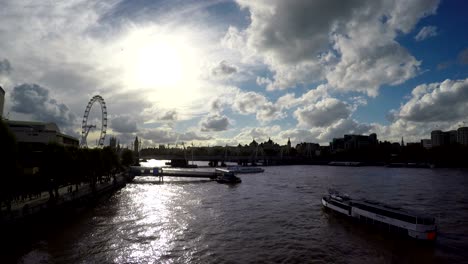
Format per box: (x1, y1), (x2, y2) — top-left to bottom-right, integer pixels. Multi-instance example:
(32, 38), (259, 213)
(215, 169), (242, 184)
(226, 166), (264, 174)
(321, 190), (437, 241)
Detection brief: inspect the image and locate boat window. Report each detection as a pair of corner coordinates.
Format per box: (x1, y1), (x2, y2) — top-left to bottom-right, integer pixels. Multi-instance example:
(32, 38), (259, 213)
(329, 200), (350, 210)
(418, 217), (435, 225)
(353, 203), (416, 224)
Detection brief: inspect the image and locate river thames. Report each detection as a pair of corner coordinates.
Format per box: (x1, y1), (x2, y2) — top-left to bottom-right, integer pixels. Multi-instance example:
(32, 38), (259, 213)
(12, 164), (468, 263)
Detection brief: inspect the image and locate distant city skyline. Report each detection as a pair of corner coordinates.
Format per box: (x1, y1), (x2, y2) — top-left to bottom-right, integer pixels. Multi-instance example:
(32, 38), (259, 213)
(0, 0), (467, 147)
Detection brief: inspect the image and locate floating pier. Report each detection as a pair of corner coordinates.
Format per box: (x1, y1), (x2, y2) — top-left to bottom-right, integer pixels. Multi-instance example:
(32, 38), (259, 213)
(128, 166), (224, 182)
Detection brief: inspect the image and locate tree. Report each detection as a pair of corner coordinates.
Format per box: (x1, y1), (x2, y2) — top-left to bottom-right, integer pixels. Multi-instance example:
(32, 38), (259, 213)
(0, 120), (20, 212)
(121, 149), (134, 167)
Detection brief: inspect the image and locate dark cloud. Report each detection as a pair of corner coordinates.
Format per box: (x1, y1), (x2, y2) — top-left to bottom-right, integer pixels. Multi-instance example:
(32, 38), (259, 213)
(229, 0), (438, 93)
(212, 60), (237, 76)
(39, 64), (104, 94)
(11, 83), (76, 130)
(200, 114), (230, 132)
(111, 115), (138, 133)
(0, 59), (12, 75)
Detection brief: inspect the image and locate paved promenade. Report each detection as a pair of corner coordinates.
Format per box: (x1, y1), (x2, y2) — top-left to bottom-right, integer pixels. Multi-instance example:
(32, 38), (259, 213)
(0, 173), (127, 222)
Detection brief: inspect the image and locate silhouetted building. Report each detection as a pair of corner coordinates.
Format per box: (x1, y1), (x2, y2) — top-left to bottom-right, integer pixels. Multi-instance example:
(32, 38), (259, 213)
(134, 136), (140, 153)
(431, 130), (444, 147)
(432, 129), (459, 147)
(109, 136), (117, 149)
(458, 127), (468, 146)
(331, 133), (378, 152)
(447, 130), (458, 144)
(0, 86), (4, 118)
(284, 138), (292, 155)
(296, 142), (320, 157)
(406, 142), (420, 147)
(330, 138), (345, 152)
(421, 139), (432, 149)
(5, 120), (79, 147)
(260, 138), (280, 154)
(249, 139), (258, 148)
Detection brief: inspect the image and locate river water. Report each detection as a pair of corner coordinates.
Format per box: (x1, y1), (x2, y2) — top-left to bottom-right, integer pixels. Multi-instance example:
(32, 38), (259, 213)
(12, 165), (468, 263)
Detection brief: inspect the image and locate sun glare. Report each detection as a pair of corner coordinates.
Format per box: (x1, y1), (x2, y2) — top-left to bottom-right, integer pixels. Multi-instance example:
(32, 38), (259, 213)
(113, 26), (218, 117)
(133, 41), (184, 88)
(117, 27), (206, 108)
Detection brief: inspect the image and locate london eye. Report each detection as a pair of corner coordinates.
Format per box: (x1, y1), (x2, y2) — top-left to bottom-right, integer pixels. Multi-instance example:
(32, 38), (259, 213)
(81, 95), (107, 147)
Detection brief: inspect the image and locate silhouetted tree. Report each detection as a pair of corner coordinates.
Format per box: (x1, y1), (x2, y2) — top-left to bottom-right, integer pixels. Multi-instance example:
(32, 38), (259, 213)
(0, 120), (20, 213)
(121, 149), (134, 167)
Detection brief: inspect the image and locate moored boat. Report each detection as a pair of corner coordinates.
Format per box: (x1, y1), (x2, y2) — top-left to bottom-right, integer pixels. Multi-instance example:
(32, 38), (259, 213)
(226, 166), (264, 174)
(215, 168), (242, 184)
(322, 189), (437, 241)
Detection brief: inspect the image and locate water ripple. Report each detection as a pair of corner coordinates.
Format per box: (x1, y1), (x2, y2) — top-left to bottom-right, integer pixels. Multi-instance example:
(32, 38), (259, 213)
(14, 166), (468, 263)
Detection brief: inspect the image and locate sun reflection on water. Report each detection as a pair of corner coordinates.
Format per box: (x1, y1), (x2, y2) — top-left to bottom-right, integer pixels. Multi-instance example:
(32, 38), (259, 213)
(110, 175), (195, 263)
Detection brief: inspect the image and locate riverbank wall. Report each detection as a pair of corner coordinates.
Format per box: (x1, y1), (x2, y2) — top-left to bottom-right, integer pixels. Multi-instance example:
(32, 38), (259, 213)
(0, 173), (128, 227)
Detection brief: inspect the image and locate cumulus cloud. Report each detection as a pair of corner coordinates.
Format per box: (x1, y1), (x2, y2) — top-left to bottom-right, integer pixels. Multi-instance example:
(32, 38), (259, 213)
(294, 98), (351, 128)
(232, 90), (287, 123)
(392, 78), (468, 122)
(315, 118), (372, 142)
(277, 129), (320, 145)
(276, 84), (330, 110)
(232, 91), (267, 114)
(0, 0), (244, 139)
(207, 85), (290, 124)
(327, 34), (420, 96)
(142, 127), (211, 144)
(111, 115), (138, 133)
(376, 78), (468, 142)
(10, 83), (76, 130)
(414, 26), (438, 41)
(256, 102), (286, 123)
(227, 0), (439, 95)
(210, 84), (335, 124)
(0, 59), (12, 75)
(211, 60), (237, 76)
(200, 114), (231, 132)
(159, 110), (177, 121)
(233, 125), (282, 144)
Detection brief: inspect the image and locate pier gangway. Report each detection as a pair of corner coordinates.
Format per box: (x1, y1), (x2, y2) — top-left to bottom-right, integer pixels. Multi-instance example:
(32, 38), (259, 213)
(128, 166), (232, 182)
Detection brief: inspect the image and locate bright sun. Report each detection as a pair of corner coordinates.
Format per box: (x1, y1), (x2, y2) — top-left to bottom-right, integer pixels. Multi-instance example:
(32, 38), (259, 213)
(118, 27), (200, 91)
(133, 41), (184, 88)
(115, 26), (212, 116)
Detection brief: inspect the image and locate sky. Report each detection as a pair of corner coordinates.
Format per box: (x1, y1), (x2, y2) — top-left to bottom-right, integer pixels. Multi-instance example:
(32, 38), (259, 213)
(0, 0), (467, 148)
